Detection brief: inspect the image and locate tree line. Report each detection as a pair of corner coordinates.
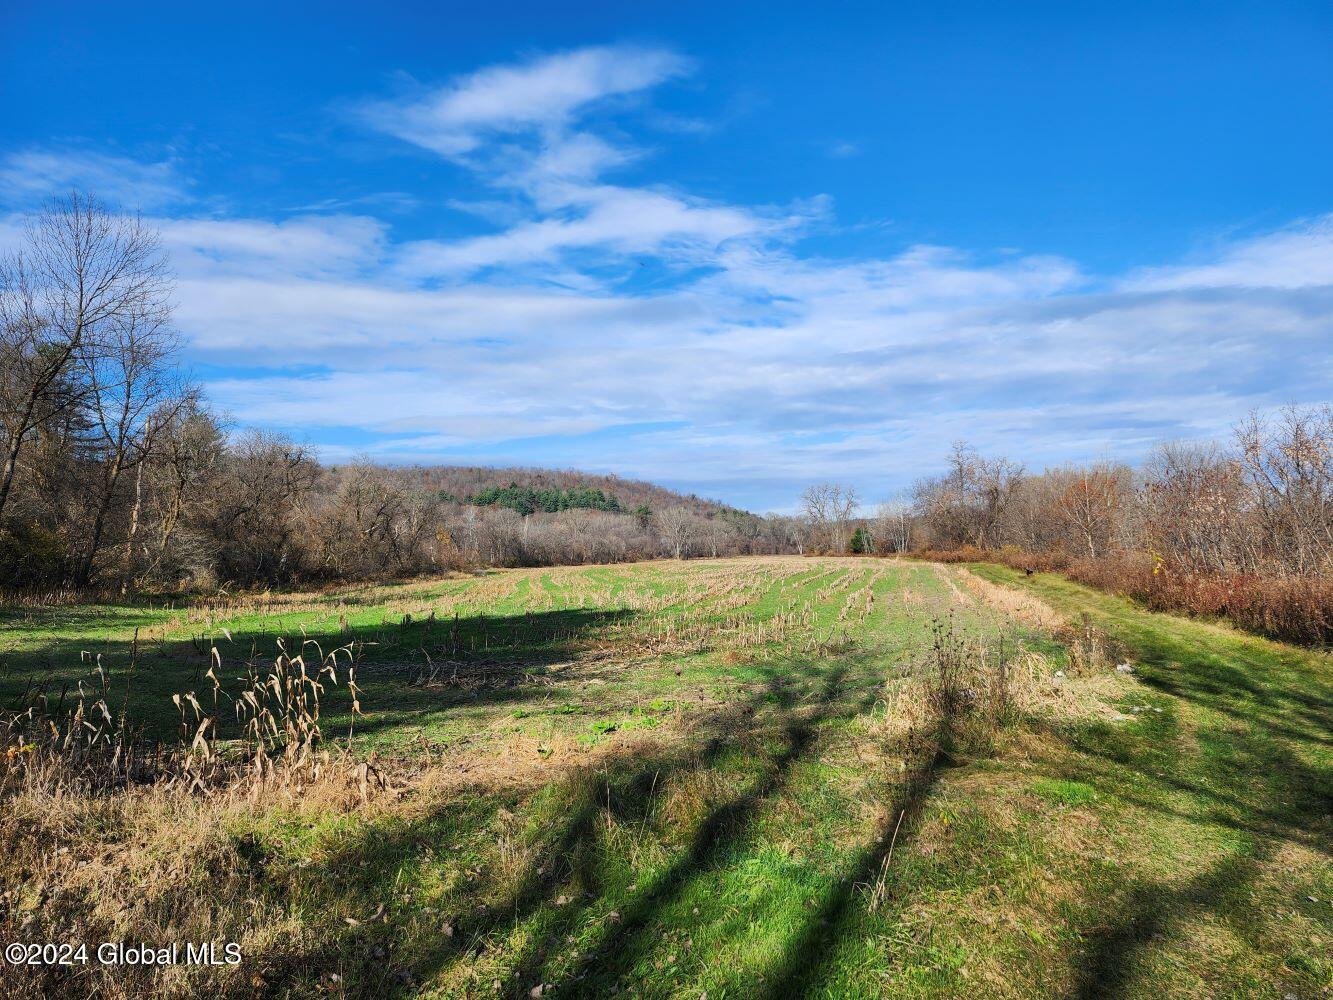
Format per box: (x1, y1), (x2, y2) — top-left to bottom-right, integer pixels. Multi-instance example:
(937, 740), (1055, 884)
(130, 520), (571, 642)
(0, 194), (797, 592)
(795, 413), (1332, 643)
(4, 193), (1327, 642)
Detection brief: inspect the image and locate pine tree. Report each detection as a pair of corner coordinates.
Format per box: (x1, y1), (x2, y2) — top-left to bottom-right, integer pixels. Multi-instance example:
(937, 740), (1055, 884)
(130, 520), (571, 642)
(850, 526), (867, 554)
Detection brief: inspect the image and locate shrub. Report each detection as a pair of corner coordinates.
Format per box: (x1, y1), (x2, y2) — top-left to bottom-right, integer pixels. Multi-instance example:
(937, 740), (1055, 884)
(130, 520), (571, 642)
(0, 521), (67, 587)
(907, 546), (1332, 646)
(1065, 554), (1332, 646)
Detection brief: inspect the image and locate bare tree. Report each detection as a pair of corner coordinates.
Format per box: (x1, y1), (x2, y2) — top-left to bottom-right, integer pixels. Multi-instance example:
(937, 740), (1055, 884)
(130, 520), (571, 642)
(139, 403), (224, 583)
(763, 513), (806, 555)
(721, 509), (763, 554)
(1138, 442), (1251, 575)
(206, 431), (318, 585)
(913, 444), (1022, 549)
(800, 482), (859, 553)
(704, 514), (735, 558)
(0, 193), (169, 522)
(656, 505), (699, 559)
(1236, 406), (1333, 576)
(74, 296), (189, 585)
(1052, 464), (1124, 558)
(873, 499), (912, 553)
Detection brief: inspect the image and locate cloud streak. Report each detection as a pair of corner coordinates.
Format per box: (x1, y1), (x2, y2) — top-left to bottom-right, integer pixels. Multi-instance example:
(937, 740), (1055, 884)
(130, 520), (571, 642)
(3, 46), (1329, 508)
(0, 148), (190, 209)
(361, 45), (690, 157)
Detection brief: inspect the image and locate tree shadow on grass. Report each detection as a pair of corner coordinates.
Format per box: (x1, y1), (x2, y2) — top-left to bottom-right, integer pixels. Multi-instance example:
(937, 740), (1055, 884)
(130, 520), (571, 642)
(753, 663), (992, 999)
(521, 667), (848, 995)
(755, 745), (950, 999)
(527, 658), (965, 998)
(263, 650), (887, 998)
(1023, 717), (1330, 997)
(0, 607), (639, 743)
(1031, 708), (1333, 855)
(1003, 582), (1332, 998)
(1072, 849), (1267, 1000)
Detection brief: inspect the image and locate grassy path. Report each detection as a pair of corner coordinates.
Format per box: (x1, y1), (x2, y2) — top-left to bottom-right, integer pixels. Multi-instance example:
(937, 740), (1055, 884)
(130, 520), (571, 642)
(958, 564), (1332, 998)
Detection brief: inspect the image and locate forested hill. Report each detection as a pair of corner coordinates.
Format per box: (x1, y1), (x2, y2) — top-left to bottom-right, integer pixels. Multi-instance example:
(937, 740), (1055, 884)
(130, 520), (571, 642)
(366, 465), (737, 517)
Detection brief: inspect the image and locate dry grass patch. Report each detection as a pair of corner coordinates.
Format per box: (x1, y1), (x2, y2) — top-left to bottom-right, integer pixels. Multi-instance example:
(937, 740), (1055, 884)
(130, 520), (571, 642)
(957, 565), (1066, 632)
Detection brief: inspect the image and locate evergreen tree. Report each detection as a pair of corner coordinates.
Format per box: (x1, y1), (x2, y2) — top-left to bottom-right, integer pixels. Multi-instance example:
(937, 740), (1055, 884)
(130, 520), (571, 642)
(850, 526), (867, 554)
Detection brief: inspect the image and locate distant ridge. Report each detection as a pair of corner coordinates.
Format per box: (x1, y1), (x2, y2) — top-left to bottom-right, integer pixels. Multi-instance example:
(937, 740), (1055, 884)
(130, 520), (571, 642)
(349, 464), (740, 517)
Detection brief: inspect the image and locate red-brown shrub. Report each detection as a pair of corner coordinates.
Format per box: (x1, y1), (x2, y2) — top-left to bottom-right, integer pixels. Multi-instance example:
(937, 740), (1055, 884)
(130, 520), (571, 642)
(905, 547), (1332, 646)
(1065, 553), (1332, 646)
(908, 546), (1069, 573)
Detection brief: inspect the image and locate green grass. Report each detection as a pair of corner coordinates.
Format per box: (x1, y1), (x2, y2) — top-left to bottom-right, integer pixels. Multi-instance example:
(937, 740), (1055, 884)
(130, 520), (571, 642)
(2, 557), (1329, 998)
(1, 558), (962, 752)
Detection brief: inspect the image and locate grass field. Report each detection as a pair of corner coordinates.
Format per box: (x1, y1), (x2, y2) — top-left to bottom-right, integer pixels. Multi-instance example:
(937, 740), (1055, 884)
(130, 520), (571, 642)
(1, 556), (1329, 999)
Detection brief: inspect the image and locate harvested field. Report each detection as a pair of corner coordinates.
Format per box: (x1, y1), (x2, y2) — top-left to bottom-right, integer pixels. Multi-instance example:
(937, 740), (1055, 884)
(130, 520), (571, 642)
(0, 557), (1328, 998)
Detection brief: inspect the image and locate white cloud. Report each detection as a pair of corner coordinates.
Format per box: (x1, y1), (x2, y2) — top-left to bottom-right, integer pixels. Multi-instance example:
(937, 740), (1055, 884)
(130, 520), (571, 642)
(177, 206), (1330, 505)
(394, 186), (782, 278)
(1123, 215), (1333, 291)
(160, 215), (388, 280)
(362, 45), (690, 157)
(20, 46), (1325, 507)
(0, 148), (190, 209)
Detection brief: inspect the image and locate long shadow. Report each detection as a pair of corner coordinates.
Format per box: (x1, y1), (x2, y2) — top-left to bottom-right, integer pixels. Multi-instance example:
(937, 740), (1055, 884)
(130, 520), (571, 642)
(1, 607), (639, 743)
(754, 655), (988, 998)
(985, 567), (1333, 995)
(1073, 848), (1268, 999)
(519, 660), (856, 997)
(261, 651), (873, 997)
(1026, 711), (1333, 855)
(758, 744), (950, 998)
(261, 738), (708, 995)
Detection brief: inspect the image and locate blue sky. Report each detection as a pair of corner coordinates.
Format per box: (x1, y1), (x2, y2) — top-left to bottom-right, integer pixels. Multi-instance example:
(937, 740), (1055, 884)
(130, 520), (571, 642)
(2, 1), (1331, 510)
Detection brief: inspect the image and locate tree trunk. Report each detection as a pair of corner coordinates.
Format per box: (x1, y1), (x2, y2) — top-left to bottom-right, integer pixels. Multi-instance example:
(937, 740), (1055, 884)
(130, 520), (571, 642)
(77, 460), (124, 587)
(121, 461), (144, 594)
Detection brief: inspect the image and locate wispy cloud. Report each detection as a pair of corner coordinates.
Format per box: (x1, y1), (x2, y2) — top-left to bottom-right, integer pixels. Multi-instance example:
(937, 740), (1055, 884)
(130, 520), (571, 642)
(0, 148), (190, 209)
(1122, 216), (1333, 292)
(393, 187), (786, 279)
(159, 215), (388, 280)
(360, 45), (690, 157)
(360, 46), (806, 282)
(9, 46), (1328, 507)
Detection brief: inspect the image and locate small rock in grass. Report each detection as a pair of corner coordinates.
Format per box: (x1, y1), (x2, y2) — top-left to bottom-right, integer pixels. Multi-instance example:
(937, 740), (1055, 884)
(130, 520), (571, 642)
(1116, 663), (1135, 673)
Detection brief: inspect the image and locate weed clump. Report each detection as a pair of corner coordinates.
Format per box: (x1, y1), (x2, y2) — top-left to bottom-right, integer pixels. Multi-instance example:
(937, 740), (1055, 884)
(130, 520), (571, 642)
(923, 617), (1016, 758)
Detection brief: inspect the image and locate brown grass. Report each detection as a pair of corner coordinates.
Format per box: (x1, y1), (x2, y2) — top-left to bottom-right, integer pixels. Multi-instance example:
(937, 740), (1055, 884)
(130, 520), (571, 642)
(955, 566), (1065, 632)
